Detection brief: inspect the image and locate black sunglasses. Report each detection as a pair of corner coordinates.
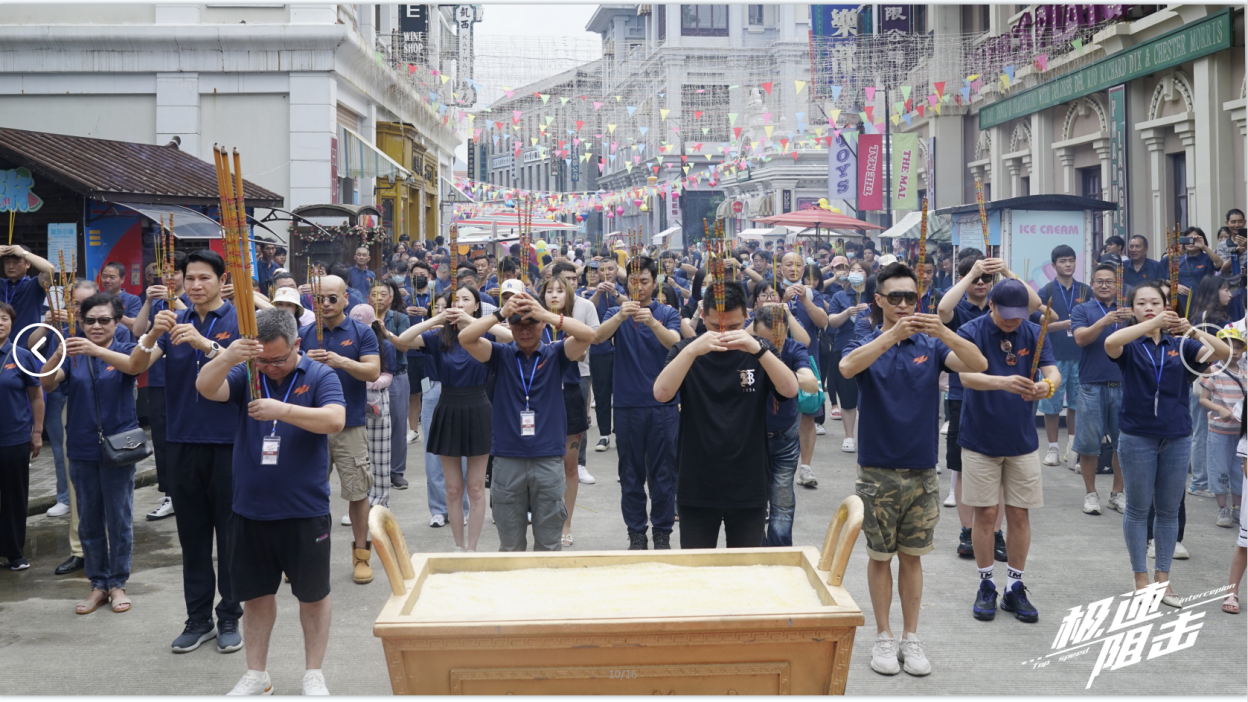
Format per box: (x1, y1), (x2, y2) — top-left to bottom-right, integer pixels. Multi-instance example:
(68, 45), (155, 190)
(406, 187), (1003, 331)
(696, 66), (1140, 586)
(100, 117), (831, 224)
(322, 294), (341, 304)
(974, 274), (994, 284)
(882, 291), (919, 306)
(82, 316), (116, 326)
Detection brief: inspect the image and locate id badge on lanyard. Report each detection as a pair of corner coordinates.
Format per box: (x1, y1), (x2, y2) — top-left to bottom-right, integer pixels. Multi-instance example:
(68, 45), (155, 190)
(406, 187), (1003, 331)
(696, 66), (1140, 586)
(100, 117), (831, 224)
(520, 410), (536, 436)
(262, 436), (281, 465)
(517, 352), (539, 437)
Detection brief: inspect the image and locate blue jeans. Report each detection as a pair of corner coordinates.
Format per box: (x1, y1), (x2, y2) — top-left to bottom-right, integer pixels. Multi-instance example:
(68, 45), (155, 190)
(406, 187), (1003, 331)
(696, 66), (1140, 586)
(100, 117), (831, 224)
(46, 390), (68, 505)
(1188, 392), (1209, 491)
(421, 382), (467, 518)
(1118, 432), (1189, 574)
(388, 373), (410, 477)
(1073, 383), (1121, 457)
(764, 421), (801, 547)
(616, 405), (678, 536)
(1039, 359), (1081, 415)
(1206, 431), (1243, 497)
(69, 460), (135, 591)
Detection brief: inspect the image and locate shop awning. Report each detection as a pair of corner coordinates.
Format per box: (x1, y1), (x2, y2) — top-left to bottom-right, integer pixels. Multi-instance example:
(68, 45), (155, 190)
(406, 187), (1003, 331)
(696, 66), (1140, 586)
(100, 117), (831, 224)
(652, 225), (681, 249)
(340, 127), (412, 182)
(879, 210), (952, 241)
(111, 201), (285, 244)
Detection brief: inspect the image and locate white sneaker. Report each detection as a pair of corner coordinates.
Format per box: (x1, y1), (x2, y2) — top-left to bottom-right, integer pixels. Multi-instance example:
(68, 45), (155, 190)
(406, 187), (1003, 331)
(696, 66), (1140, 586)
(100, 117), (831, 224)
(1108, 492), (1126, 513)
(1083, 492), (1101, 515)
(897, 633), (932, 676)
(1173, 542), (1190, 559)
(1147, 540), (1155, 559)
(796, 464), (818, 488)
(429, 514), (446, 528)
(302, 670), (329, 696)
(406, 429), (418, 444)
(46, 502), (70, 518)
(943, 492), (957, 508)
(454, 546), (465, 553)
(340, 514), (351, 526)
(464, 512), (469, 526)
(1064, 437), (1075, 463)
(1042, 447), (1060, 466)
(591, 399), (596, 408)
(228, 670), (273, 696)
(146, 496), (174, 520)
(870, 633), (901, 675)
(578, 465), (595, 484)
(594, 437), (610, 452)
(841, 438), (856, 453)
(815, 424), (827, 436)
(935, 463), (941, 474)
(940, 421), (949, 436)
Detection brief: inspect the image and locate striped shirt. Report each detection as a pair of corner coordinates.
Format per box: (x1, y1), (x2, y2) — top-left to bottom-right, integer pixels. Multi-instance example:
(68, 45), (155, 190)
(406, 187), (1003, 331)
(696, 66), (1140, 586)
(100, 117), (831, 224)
(1199, 365), (1246, 435)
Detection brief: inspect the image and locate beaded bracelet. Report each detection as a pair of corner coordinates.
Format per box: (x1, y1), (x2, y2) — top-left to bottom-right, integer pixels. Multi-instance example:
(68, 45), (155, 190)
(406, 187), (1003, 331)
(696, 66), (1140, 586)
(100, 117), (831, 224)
(1042, 377), (1056, 400)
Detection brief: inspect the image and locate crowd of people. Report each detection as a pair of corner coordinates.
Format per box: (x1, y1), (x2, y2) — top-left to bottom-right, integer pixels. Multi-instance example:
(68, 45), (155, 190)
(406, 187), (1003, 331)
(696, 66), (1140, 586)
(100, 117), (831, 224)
(0, 210), (1245, 689)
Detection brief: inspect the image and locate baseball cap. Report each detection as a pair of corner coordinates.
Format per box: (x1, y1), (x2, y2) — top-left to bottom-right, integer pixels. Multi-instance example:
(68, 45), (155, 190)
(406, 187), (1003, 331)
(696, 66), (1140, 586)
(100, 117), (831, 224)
(587, 260), (600, 269)
(500, 279), (525, 297)
(989, 278), (1031, 320)
(830, 256), (848, 268)
(271, 287), (304, 315)
(877, 253), (898, 267)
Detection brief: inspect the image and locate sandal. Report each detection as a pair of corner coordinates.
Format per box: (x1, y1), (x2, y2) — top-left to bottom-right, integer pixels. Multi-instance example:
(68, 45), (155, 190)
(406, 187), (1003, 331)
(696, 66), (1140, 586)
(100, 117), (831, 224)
(1223, 593), (1239, 614)
(109, 587), (131, 613)
(75, 589), (109, 615)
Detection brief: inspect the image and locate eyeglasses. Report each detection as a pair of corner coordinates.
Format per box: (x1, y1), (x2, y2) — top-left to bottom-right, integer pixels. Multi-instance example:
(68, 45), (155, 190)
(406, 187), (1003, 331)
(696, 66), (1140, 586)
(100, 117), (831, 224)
(1092, 279), (1116, 287)
(1000, 339), (1017, 366)
(82, 316), (115, 326)
(322, 294), (340, 304)
(882, 291), (919, 305)
(256, 350), (296, 368)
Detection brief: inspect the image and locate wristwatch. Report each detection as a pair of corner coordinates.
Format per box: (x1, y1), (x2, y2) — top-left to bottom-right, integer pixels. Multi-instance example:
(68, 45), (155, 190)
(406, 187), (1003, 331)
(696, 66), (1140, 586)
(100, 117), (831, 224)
(493, 309), (506, 323)
(205, 341), (223, 360)
(752, 338), (777, 359)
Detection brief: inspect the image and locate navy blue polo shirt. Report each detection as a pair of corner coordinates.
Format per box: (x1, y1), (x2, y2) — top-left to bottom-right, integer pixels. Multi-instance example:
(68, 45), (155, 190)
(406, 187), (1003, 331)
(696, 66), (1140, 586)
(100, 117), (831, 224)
(0, 342), (40, 447)
(542, 327), (581, 384)
(433, 276), (454, 295)
(348, 266), (376, 296)
(381, 310), (409, 372)
(1070, 300), (1124, 384)
(144, 294), (190, 388)
(404, 288), (433, 358)
(2, 276), (44, 340)
(946, 297), (991, 401)
(1122, 258), (1165, 290)
(933, 271), (954, 290)
(1113, 334), (1204, 438)
(227, 354), (345, 520)
(785, 285), (821, 349)
(956, 314), (1056, 457)
(1161, 252), (1215, 291)
(583, 284), (626, 356)
(845, 329), (952, 469)
(487, 340), (573, 458)
(1038, 280), (1091, 362)
(298, 316), (380, 427)
(256, 259), (279, 291)
(419, 329), (492, 387)
(603, 300), (682, 408)
(159, 301), (241, 444)
(64, 340), (140, 461)
(767, 337), (810, 432)
(827, 289), (870, 352)
(379, 339), (396, 375)
(113, 289), (142, 318)
(853, 313), (875, 339)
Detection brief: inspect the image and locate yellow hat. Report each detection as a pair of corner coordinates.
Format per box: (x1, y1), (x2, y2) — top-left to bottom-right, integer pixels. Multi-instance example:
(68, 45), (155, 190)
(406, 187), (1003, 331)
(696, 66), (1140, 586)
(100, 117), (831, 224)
(1217, 326), (1244, 343)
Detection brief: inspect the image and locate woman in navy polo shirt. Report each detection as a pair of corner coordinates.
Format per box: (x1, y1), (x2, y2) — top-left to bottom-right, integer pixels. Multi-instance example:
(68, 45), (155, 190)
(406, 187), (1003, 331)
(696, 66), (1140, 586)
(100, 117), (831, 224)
(540, 277), (591, 548)
(825, 260), (873, 458)
(0, 302), (44, 571)
(1105, 282), (1230, 604)
(392, 286), (511, 552)
(40, 293), (142, 615)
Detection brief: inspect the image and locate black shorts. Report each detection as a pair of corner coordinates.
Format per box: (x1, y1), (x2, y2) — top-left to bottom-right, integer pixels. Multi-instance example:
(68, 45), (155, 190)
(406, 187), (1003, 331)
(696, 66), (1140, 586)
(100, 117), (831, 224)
(946, 400), (963, 472)
(407, 355), (426, 394)
(829, 349), (859, 411)
(228, 513), (331, 603)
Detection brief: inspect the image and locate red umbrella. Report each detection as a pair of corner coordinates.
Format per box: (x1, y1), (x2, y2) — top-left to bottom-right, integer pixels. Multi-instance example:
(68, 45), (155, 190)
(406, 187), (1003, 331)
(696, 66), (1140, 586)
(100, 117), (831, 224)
(753, 210), (884, 230)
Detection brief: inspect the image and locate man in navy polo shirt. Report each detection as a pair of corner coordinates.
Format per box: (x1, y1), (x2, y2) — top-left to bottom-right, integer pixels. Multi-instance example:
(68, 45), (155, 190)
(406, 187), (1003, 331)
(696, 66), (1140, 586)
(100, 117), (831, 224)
(1122, 235), (1165, 291)
(592, 256), (682, 550)
(1160, 227), (1223, 310)
(460, 290), (594, 551)
(297, 275), (380, 584)
(586, 257), (627, 453)
(1071, 263), (1133, 516)
(348, 246), (376, 295)
(1036, 245), (1090, 467)
(0, 244), (54, 344)
(99, 261), (142, 333)
(195, 309), (345, 697)
(131, 249), (246, 654)
(956, 279), (1059, 625)
(841, 262), (987, 677)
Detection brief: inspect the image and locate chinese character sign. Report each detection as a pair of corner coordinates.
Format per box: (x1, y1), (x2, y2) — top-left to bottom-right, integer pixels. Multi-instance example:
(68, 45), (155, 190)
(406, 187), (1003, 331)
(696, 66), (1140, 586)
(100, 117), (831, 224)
(0, 167), (44, 213)
(858, 134), (883, 211)
(1107, 85), (1129, 240)
(829, 134), (857, 207)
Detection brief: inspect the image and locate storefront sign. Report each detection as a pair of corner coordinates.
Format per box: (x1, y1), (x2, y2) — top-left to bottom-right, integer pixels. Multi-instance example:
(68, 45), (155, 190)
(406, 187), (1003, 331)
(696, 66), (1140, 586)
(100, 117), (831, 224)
(399, 4), (427, 33)
(490, 154), (513, 171)
(782, 190), (792, 214)
(47, 222), (75, 268)
(521, 148), (545, 164)
(466, 138), (475, 187)
(891, 132), (918, 211)
(668, 182), (681, 225)
(980, 9), (1232, 128)
(829, 134), (856, 206)
(1107, 85), (1129, 241)
(953, 211), (1000, 251)
(879, 5), (910, 34)
(1010, 209), (1085, 289)
(925, 136), (936, 207)
(330, 137), (339, 204)
(857, 134), (883, 211)
(0, 167), (43, 213)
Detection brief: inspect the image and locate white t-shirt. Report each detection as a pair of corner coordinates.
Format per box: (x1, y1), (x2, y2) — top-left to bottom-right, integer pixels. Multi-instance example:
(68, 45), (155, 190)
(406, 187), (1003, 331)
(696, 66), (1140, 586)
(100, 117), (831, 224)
(571, 295), (600, 377)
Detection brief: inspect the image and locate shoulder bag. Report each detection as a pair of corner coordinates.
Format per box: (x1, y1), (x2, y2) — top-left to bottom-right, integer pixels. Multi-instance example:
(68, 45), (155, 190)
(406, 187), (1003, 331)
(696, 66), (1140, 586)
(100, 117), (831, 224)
(88, 357), (152, 468)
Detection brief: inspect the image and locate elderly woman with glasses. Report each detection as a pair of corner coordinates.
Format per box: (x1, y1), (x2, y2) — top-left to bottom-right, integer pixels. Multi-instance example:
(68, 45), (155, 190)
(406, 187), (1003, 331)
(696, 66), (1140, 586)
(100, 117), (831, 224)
(40, 293), (142, 615)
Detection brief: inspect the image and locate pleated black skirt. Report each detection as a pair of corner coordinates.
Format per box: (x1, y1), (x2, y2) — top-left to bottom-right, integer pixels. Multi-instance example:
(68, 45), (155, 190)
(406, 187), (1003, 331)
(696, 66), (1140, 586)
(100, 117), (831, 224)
(563, 383), (589, 436)
(427, 384), (492, 457)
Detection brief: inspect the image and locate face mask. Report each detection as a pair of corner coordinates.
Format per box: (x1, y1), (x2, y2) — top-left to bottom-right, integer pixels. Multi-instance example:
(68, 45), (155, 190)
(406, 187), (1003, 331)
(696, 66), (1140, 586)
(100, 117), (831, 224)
(834, 273), (848, 282)
(846, 252), (856, 260)
(415, 276), (428, 288)
(392, 275), (405, 284)
(848, 273), (865, 286)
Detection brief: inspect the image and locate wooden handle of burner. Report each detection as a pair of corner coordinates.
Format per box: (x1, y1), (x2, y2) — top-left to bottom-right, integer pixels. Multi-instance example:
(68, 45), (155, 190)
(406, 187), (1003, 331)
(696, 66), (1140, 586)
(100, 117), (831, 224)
(368, 506), (415, 596)
(816, 495), (864, 588)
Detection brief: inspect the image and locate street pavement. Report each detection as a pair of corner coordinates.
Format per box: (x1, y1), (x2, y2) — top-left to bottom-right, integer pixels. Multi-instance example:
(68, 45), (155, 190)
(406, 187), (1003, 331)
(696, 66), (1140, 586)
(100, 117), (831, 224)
(1, 419), (1245, 695)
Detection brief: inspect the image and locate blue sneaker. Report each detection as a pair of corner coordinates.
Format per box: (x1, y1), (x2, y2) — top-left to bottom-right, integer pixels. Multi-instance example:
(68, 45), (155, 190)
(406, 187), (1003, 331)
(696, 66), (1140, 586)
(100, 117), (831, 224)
(1001, 582), (1039, 623)
(217, 618), (244, 653)
(973, 580), (998, 621)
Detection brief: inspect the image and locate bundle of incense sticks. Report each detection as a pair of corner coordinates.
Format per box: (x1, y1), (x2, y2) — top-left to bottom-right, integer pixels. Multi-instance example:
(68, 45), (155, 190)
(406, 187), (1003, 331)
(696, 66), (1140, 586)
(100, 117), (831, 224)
(307, 259), (324, 347)
(212, 144), (261, 400)
(155, 214), (176, 301)
(917, 197), (928, 307)
(974, 179), (994, 283)
(1031, 310), (1049, 380)
(449, 223), (459, 270)
(58, 250), (76, 338)
(1167, 224), (1182, 314)
(1115, 260), (1126, 309)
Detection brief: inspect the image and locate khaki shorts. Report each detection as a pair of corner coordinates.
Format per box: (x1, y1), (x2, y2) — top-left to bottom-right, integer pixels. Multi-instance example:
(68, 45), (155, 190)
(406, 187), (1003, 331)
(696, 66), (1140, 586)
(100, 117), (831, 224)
(328, 425), (373, 502)
(855, 466), (940, 560)
(960, 449), (1043, 509)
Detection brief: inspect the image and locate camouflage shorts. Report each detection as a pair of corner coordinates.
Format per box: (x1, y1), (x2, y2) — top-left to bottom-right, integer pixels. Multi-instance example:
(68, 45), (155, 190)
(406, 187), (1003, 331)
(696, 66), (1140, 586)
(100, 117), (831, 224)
(855, 466), (940, 560)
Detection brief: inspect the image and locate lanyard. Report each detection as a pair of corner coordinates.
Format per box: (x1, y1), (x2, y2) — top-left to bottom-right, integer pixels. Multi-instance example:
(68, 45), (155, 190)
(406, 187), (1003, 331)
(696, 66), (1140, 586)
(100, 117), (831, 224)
(1055, 282), (1076, 316)
(195, 315), (218, 367)
(1094, 300), (1118, 332)
(262, 367), (303, 435)
(516, 351), (540, 411)
(3, 278), (16, 305)
(1142, 340), (1165, 417)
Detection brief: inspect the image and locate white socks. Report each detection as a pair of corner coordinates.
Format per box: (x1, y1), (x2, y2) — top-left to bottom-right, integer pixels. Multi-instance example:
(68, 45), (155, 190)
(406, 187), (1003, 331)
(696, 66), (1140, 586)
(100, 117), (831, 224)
(978, 565), (993, 587)
(1007, 567), (1024, 591)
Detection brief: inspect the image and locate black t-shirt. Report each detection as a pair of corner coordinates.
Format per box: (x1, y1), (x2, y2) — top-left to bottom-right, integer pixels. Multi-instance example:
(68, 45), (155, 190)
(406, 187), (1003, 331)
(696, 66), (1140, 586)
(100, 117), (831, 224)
(666, 337), (781, 509)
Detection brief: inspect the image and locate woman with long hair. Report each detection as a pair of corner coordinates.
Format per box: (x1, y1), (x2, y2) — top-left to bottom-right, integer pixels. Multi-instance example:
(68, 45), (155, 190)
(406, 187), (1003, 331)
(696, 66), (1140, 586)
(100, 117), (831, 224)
(350, 303), (395, 510)
(1188, 275), (1232, 328)
(824, 259), (872, 456)
(1186, 274), (1233, 499)
(393, 286), (511, 551)
(372, 280), (411, 490)
(1104, 282), (1230, 605)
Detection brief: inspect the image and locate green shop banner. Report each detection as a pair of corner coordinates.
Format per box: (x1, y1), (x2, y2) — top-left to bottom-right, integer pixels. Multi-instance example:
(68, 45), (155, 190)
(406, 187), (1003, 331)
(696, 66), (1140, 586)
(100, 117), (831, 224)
(890, 132), (919, 211)
(980, 9), (1232, 129)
